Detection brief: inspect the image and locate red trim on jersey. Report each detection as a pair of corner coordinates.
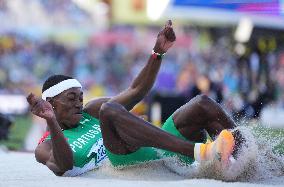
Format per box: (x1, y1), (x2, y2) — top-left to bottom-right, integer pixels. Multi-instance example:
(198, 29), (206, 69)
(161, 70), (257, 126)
(38, 131), (50, 145)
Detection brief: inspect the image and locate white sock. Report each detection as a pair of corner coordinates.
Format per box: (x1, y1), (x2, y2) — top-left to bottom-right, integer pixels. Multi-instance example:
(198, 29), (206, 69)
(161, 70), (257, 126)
(194, 143), (203, 162)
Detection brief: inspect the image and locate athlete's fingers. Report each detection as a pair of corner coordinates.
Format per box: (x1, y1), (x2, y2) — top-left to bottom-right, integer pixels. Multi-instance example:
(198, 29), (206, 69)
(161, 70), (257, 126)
(27, 93), (35, 105)
(37, 110), (46, 118)
(27, 93), (41, 107)
(31, 100), (45, 115)
(31, 103), (41, 114)
(162, 20), (175, 42)
(165, 20), (172, 28)
(159, 20), (171, 36)
(164, 27), (176, 42)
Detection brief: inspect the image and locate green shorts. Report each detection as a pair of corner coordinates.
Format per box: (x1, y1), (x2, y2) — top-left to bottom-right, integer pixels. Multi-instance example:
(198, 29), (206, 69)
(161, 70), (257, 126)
(106, 115), (210, 167)
(105, 147), (159, 168)
(159, 115), (196, 165)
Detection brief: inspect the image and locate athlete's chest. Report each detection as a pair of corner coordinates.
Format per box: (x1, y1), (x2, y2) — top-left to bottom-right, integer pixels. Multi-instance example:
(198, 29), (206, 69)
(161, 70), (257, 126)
(63, 118), (106, 167)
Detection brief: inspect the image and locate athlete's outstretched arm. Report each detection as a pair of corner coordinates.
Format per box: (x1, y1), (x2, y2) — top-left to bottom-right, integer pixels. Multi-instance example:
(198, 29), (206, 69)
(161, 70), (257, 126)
(27, 93), (73, 176)
(84, 20), (176, 118)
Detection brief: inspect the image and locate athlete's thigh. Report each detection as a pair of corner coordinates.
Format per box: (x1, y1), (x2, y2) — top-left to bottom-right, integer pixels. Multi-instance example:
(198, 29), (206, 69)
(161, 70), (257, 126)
(173, 95), (236, 139)
(170, 95), (210, 142)
(99, 102), (140, 155)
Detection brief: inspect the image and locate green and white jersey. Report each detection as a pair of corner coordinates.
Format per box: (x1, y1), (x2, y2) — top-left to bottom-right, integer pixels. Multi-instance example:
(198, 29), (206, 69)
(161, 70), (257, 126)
(44, 112), (107, 176)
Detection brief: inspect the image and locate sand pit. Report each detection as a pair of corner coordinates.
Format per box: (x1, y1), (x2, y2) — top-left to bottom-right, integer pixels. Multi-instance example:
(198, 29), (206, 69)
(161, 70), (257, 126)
(0, 151), (283, 187)
(1, 127), (283, 187)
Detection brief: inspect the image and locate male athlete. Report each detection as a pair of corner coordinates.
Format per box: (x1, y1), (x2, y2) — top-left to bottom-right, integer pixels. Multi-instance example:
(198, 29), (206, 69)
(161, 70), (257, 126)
(27, 20), (237, 176)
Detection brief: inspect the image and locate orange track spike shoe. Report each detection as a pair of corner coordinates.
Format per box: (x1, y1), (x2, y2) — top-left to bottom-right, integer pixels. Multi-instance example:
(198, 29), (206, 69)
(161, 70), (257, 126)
(194, 130), (235, 167)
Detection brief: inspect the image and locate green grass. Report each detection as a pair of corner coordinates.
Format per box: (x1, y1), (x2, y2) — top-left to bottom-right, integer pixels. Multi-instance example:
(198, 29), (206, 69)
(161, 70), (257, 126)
(0, 116), (32, 150)
(252, 126), (284, 155)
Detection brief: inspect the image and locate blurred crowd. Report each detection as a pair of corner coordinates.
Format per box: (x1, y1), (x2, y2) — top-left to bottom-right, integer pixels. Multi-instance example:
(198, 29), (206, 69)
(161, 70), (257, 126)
(1, 0), (284, 149)
(1, 25), (284, 122)
(0, 0), (95, 30)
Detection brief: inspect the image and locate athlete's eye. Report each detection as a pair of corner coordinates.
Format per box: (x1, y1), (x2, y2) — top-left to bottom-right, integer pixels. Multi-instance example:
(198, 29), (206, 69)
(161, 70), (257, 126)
(67, 96), (75, 101)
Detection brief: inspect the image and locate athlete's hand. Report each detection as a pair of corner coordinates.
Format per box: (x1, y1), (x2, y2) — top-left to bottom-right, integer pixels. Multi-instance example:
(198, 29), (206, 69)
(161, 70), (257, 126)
(153, 20), (176, 54)
(27, 93), (55, 121)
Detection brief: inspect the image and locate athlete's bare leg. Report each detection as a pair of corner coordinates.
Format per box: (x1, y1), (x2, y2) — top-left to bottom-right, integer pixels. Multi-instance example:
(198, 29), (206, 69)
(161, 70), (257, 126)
(99, 102), (195, 157)
(172, 94), (244, 157)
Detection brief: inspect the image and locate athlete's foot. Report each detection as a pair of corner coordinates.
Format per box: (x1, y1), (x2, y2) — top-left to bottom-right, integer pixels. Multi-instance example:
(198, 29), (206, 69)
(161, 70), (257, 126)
(194, 130), (235, 167)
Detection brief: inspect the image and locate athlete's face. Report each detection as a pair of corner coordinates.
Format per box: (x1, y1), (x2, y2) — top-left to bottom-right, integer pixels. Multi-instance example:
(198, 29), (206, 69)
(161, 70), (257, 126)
(50, 87), (83, 129)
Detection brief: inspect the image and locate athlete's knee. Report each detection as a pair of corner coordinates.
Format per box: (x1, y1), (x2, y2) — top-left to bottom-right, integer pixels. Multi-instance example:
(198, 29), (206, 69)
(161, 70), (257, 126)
(99, 102), (125, 120)
(194, 94), (218, 115)
(193, 94), (210, 108)
(100, 102), (115, 118)
(196, 94), (210, 103)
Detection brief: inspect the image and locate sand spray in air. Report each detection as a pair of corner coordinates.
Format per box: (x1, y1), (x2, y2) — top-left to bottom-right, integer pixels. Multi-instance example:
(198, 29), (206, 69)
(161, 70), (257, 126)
(92, 124), (283, 183)
(162, 126), (284, 182)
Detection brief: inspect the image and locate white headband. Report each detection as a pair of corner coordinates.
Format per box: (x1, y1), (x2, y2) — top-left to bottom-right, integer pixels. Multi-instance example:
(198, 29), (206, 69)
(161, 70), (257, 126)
(42, 79), (82, 100)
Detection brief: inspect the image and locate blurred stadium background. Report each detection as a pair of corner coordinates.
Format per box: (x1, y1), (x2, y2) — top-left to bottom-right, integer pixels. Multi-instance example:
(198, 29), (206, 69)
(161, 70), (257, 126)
(0, 0), (283, 153)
